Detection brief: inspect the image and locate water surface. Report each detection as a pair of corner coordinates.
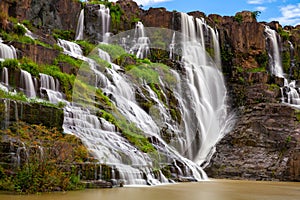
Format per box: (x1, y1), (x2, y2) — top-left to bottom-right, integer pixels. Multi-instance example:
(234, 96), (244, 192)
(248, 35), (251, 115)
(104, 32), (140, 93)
(1, 179), (299, 200)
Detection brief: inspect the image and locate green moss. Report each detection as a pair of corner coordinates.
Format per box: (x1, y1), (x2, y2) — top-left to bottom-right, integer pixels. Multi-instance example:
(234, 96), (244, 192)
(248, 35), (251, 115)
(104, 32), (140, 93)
(268, 83), (280, 91)
(75, 40), (96, 56)
(97, 109), (156, 153)
(88, 54), (111, 70)
(246, 67), (266, 73)
(95, 88), (112, 107)
(234, 14), (243, 24)
(13, 24), (26, 36)
(39, 65), (75, 101)
(295, 110), (300, 122)
(126, 64), (159, 84)
(54, 53), (83, 71)
(0, 90), (28, 102)
(278, 28), (290, 41)
(19, 58), (40, 77)
(282, 51), (291, 74)
(97, 43), (127, 61)
(255, 52), (268, 69)
(52, 29), (74, 41)
(0, 59), (19, 70)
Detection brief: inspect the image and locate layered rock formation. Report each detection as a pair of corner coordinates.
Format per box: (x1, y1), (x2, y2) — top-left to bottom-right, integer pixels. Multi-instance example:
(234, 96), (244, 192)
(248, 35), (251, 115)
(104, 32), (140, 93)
(0, 0), (300, 182)
(0, 0), (81, 31)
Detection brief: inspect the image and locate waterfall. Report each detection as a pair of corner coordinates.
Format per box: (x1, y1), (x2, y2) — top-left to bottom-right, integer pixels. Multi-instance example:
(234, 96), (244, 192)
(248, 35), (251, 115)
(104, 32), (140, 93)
(40, 73), (64, 104)
(2, 67), (9, 86)
(169, 32), (176, 59)
(288, 41), (296, 78)
(0, 67), (9, 92)
(75, 9), (85, 41)
(57, 39), (84, 59)
(0, 41), (17, 60)
(209, 27), (221, 68)
(265, 26), (284, 78)
(179, 12), (229, 165)
(98, 4), (111, 43)
(19, 70), (36, 98)
(265, 26), (300, 106)
(129, 22), (150, 59)
(18, 23), (36, 40)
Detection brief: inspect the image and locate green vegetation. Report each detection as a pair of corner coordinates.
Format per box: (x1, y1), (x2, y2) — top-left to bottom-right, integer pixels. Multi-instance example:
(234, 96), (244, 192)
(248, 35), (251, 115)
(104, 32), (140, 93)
(75, 40), (97, 56)
(268, 83), (280, 91)
(251, 11), (261, 20)
(282, 51), (291, 74)
(234, 14), (243, 24)
(0, 122), (89, 193)
(0, 29), (53, 49)
(246, 67), (266, 73)
(0, 59), (19, 70)
(52, 29), (74, 41)
(255, 52), (268, 69)
(97, 43), (127, 60)
(54, 53), (83, 72)
(13, 24), (26, 36)
(19, 58), (40, 77)
(39, 65), (75, 100)
(125, 61), (176, 87)
(85, 0), (123, 30)
(278, 28), (290, 41)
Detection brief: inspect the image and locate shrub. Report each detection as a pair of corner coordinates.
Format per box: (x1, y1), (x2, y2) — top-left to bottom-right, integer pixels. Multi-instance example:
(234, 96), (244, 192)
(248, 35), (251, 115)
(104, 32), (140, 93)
(13, 24), (26, 36)
(1, 59), (19, 70)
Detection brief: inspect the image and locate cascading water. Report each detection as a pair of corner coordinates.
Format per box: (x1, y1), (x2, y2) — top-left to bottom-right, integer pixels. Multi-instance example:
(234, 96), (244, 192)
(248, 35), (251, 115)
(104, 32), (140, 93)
(0, 39), (17, 61)
(1, 7), (233, 185)
(75, 9), (85, 41)
(265, 26), (284, 78)
(265, 26), (300, 106)
(0, 67), (9, 92)
(209, 26), (221, 68)
(98, 4), (111, 43)
(169, 32), (176, 59)
(40, 73), (64, 104)
(19, 70), (36, 98)
(177, 12), (229, 165)
(129, 22), (150, 59)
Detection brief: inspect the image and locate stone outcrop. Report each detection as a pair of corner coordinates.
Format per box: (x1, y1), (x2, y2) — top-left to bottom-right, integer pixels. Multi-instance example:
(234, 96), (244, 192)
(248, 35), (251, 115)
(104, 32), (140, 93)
(12, 42), (59, 65)
(209, 11), (267, 70)
(0, 0), (81, 32)
(205, 102), (300, 181)
(0, 98), (64, 131)
(205, 70), (300, 181)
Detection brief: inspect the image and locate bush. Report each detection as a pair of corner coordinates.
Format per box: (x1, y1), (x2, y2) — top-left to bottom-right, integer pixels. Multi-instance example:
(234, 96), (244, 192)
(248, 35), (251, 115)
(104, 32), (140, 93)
(1, 59), (19, 70)
(20, 58), (40, 77)
(13, 24), (26, 36)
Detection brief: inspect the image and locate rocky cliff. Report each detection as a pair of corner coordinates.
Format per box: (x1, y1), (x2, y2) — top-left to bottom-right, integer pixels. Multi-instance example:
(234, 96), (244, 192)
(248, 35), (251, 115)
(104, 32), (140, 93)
(0, 0), (300, 183)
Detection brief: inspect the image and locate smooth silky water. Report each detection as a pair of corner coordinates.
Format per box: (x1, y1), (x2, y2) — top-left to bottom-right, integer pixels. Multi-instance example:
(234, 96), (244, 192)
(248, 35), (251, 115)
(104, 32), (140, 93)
(1, 180), (299, 200)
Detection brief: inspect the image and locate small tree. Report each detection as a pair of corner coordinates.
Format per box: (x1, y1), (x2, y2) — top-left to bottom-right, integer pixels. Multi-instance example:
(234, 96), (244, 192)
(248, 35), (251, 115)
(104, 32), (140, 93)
(251, 11), (261, 20)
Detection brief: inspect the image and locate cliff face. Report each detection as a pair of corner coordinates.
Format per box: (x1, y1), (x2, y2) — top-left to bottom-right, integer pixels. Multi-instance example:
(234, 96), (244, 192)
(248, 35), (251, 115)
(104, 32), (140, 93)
(1, 0), (300, 182)
(0, 0), (81, 31)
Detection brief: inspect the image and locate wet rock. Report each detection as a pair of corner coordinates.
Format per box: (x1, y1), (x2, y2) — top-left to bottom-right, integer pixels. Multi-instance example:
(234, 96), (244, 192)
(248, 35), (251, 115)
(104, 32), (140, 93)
(12, 41), (59, 65)
(205, 103), (300, 181)
(0, 98), (64, 131)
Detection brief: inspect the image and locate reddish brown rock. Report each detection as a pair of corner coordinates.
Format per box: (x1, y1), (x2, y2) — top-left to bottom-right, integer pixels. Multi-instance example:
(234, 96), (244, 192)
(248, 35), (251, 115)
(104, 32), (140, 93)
(12, 42), (60, 65)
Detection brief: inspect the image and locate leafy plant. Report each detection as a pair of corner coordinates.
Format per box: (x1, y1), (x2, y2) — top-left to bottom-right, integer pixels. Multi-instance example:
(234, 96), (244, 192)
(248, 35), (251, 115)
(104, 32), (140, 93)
(75, 40), (96, 56)
(13, 24), (26, 36)
(0, 59), (19, 70)
(251, 11), (261, 20)
(234, 14), (243, 24)
(20, 58), (40, 77)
